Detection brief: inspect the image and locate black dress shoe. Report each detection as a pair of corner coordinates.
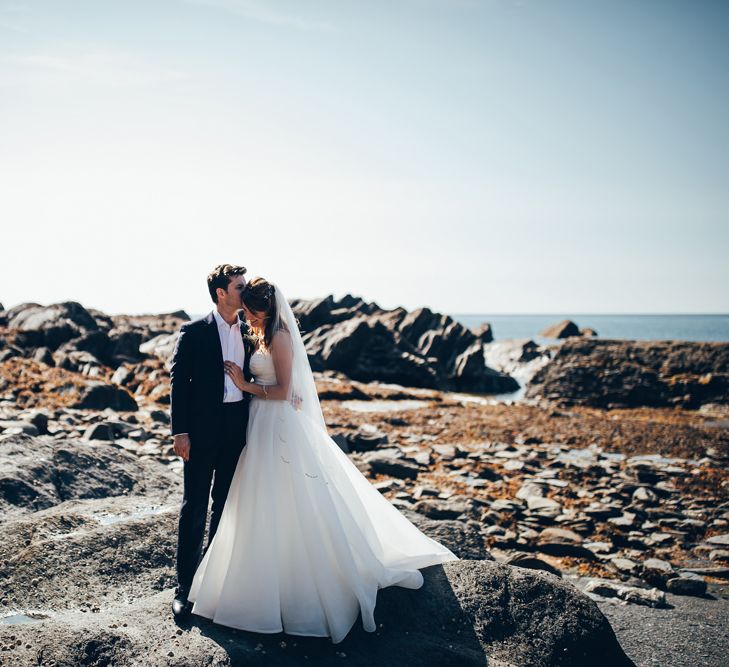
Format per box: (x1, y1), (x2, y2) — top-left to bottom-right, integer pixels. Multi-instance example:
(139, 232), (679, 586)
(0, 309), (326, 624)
(172, 588), (192, 619)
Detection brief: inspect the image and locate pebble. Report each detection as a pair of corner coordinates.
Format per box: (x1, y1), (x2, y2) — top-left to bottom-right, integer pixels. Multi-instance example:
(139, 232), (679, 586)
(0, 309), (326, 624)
(609, 557), (639, 575)
(584, 579), (667, 608)
(0, 421), (39, 437)
(608, 513), (636, 528)
(526, 496), (562, 517)
(490, 499), (523, 512)
(632, 487), (658, 504)
(539, 527), (583, 544)
(505, 554), (562, 577)
(646, 532), (674, 546)
(666, 575), (707, 596)
(373, 479), (403, 493)
(515, 482), (546, 501)
(642, 558), (673, 574)
(584, 541), (613, 554)
(679, 565), (729, 578)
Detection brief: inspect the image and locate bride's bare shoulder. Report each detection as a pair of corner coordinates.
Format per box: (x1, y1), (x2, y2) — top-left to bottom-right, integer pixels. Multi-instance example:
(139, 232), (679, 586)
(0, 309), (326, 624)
(270, 327), (293, 355)
(272, 327), (291, 344)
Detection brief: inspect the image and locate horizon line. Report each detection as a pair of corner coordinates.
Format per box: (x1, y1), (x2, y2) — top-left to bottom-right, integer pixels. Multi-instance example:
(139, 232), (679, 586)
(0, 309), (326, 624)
(2, 300), (729, 319)
(451, 312), (729, 317)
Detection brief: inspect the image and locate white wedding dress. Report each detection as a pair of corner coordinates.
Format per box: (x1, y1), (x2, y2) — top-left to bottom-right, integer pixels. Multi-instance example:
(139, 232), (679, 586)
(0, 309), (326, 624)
(188, 287), (458, 644)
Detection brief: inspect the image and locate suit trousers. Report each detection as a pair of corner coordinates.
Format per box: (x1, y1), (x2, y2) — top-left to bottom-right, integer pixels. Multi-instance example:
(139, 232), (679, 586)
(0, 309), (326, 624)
(176, 400), (248, 592)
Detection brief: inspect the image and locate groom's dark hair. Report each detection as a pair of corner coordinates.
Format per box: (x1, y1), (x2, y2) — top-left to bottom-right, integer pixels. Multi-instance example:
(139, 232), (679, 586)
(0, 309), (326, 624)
(207, 264), (247, 303)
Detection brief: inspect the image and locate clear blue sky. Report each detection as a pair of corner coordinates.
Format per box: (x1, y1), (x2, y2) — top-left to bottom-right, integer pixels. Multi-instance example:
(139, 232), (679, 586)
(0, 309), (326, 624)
(1, 0), (727, 315)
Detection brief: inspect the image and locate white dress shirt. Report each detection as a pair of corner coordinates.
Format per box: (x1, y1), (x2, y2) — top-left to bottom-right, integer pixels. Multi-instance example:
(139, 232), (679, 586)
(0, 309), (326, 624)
(213, 309), (246, 403)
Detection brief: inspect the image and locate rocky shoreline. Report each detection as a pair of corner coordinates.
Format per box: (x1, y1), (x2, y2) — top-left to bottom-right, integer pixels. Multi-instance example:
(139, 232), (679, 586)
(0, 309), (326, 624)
(0, 298), (728, 666)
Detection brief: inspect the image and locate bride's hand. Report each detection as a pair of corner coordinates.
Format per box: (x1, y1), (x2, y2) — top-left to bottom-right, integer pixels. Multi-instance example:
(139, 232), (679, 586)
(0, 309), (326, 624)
(223, 361), (246, 390)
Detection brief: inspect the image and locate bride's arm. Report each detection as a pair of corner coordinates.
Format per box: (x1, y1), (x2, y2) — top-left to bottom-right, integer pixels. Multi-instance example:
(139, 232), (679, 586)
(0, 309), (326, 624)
(223, 331), (293, 401)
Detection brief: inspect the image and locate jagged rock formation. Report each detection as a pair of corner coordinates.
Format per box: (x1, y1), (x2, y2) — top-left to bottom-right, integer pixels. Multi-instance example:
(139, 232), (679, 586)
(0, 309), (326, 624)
(291, 295), (517, 394)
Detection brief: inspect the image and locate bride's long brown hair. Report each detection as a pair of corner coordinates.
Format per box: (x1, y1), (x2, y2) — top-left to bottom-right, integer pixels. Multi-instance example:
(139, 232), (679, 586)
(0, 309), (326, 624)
(241, 277), (287, 349)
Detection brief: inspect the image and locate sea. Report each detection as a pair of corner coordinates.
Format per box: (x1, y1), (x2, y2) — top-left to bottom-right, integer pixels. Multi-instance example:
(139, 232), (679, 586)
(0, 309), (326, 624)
(451, 314), (729, 343)
(195, 310), (729, 344)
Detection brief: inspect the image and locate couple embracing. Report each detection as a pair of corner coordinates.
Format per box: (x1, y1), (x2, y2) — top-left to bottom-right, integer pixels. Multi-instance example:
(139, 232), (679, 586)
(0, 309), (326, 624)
(170, 264), (457, 644)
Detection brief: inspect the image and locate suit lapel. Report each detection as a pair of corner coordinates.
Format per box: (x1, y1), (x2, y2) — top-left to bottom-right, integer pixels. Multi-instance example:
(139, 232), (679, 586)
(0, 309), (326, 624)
(205, 312), (225, 404)
(205, 311), (224, 364)
(240, 321), (254, 381)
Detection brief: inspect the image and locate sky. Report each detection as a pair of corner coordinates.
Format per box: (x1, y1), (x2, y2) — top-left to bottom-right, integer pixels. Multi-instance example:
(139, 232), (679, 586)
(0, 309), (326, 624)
(1, 0), (728, 316)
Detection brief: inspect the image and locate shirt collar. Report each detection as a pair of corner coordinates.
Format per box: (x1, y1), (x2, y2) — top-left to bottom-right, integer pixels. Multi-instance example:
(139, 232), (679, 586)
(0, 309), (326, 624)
(213, 309), (241, 330)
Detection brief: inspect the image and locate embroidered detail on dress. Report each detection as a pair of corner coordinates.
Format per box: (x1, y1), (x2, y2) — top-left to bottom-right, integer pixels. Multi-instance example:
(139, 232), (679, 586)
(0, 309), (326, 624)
(276, 457), (328, 484)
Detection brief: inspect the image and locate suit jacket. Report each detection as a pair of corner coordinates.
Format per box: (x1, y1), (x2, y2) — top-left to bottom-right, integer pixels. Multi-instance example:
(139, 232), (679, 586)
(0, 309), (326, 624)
(170, 311), (255, 442)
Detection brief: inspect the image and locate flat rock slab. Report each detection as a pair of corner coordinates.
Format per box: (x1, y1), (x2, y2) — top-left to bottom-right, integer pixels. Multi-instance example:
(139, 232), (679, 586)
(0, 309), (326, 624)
(0, 495), (179, 612)
(0, 434), (180, 519)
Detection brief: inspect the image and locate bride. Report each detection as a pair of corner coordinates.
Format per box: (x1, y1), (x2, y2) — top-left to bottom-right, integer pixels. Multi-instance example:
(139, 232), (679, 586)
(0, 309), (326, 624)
(187, 278), (458, 643)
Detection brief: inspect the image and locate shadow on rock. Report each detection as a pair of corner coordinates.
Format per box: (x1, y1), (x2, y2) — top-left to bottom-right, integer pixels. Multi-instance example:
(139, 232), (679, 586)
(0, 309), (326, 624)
(186, 565), (486, 667)
(177, 562), (635, 667)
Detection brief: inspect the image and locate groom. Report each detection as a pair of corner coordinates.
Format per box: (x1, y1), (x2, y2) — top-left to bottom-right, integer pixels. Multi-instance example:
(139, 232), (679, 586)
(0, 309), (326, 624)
(169, 263), (255, 619)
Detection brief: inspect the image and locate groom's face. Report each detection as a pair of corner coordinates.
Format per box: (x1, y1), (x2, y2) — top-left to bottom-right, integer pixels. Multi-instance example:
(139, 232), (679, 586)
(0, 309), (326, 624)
(219, 275), (247, 310)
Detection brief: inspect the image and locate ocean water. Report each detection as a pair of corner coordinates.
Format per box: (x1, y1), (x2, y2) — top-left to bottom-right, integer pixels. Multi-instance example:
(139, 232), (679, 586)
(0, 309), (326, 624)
(452, 314), (729, 343)
(194, 310), (729, 343)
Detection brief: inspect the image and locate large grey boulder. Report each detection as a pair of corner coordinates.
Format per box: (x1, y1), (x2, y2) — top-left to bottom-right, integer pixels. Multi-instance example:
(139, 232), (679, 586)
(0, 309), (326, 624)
(0, 434), (177, 519)
(8, 301), (100, 350)
(528, 339), (729, 408)
(72, 382), (138, 411)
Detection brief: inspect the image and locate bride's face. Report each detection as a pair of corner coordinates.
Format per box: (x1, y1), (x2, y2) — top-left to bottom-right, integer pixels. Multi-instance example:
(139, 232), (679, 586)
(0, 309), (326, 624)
(241, 304), (267, 329)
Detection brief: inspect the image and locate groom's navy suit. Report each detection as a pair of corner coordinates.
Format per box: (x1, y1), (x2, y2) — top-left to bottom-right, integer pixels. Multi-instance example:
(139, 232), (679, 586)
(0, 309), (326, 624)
(170, 311), (254, 592)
